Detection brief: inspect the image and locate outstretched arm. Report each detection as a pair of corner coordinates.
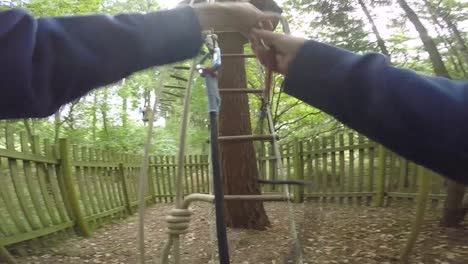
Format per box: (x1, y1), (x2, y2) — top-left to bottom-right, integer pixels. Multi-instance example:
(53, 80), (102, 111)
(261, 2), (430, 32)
(253, 30), (468, 185)
(0, 6), (202, 119)
(0, 3), (277, 119)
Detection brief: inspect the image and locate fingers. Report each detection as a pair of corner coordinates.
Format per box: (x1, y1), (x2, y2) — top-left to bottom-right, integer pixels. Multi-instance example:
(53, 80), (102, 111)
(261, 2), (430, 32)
(251, 29), (283, 49)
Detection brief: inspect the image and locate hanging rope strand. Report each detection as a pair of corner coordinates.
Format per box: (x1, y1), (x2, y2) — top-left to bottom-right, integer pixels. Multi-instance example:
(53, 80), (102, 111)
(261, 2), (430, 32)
(137, 68), (166, 264)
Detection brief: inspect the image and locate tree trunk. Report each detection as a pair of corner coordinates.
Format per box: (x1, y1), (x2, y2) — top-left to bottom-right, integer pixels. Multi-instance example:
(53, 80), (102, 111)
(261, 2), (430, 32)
(23, 119), (34, 145)
(398, 0), (466, 227)
(54, 111), (61, 144)
(357, 0), (390, 57)
(397, 0), (450, 78)
(443, 17), (468, 63)
(92, 93), (98, 142)
(422, 0), (467, 76)
(439, 180), (466, 227)
(101, 89), (110, 139)
(218, 32), (270, 230)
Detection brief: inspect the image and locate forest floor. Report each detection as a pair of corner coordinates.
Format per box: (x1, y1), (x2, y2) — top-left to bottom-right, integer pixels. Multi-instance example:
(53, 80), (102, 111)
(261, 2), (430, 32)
(17, 202), (468, 264)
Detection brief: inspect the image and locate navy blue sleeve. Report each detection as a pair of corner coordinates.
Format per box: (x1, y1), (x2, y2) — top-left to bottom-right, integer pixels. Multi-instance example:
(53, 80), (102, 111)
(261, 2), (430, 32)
(0, 7), (203, 119)
(285, 40), (468, 185)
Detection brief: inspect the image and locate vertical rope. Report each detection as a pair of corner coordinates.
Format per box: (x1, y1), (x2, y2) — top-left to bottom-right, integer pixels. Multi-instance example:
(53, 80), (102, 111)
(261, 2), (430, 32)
(137, 68), (166, 264)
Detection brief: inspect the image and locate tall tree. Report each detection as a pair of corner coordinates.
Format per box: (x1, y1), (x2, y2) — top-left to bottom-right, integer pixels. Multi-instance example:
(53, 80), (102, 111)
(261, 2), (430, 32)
(397, 0), (466, 227)
(357, 0), (390, 57)
(218, 32), (271, 229)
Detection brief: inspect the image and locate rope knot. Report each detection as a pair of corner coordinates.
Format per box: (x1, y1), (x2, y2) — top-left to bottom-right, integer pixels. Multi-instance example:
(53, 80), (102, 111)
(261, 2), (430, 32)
(165, 208), (192, 236)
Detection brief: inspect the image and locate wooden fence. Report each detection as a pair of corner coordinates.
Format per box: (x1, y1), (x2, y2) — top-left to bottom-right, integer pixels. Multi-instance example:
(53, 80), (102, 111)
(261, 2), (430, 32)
(258, 132), (447, 206)
(0, 127), (209, 260)
(0, 128), (447, 261)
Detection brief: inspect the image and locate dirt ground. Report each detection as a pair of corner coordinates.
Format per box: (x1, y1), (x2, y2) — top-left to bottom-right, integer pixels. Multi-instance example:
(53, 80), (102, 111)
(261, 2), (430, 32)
(16, 202), (467, 264)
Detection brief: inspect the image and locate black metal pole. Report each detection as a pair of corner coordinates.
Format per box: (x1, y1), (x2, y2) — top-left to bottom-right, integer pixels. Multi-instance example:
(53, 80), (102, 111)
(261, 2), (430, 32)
(209, 111), (230, 264)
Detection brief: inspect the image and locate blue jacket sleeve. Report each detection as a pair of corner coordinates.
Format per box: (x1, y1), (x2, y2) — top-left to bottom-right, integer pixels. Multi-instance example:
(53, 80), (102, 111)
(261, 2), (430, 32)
(285, 40), (468, 185)
(0, 6), (202, 119)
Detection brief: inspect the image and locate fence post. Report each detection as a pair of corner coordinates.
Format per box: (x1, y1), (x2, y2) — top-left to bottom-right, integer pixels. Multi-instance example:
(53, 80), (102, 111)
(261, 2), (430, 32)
(58, 138), (91, 237)
(373, 144), (387, 207)
(0, 247), (17, 264)
(118, 163), (133, 214)
(293, 139), (304, 203)
(147, 157), (157, 203)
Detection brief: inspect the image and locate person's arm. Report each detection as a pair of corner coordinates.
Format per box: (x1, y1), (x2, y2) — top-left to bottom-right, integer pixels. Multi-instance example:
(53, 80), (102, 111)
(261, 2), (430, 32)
(0, 6), (202, 119)
(0, 3), (277, 119)
(252, 30), (468, 185)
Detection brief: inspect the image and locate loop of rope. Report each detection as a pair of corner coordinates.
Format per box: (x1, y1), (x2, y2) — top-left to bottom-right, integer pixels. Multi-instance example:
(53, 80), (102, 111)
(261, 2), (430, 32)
(166, 209), (192, 235)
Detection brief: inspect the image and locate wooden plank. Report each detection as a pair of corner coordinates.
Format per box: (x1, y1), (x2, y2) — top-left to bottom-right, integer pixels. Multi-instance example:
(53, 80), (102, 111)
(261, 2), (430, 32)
(97, 149), (112, 212)
(112, 153), (124, 207)
(348, 133), (355, 193)
(374, 145), (387, 207)
(152, 157), (163, 202)
(305, 140), (313, 193)
(6, 128), (39, 230)
(322, 137), (328, 195)
(85, 206), (126, 221)
(193, 155), (201, 193)
(73, 145), (91, 217)
(90, 149), (106, 215)
(183, 156), (190, 195)
(0, 149), (58, 164)
(147, 155), (156, 203)
(301, 143), (375, 156)
(330, 137), (337, 195)
(81, 147), (99, 217)
(201, 155), (209, 193)
(339, 134), (345, 194)
(72, 161), (119, 168)
(348, 133), (355, 204)
(0, 157), (30, 233)
(162, 91), (183, 98)
(368, 141), (376, 193)
(44, 140), (69, 223)
(313, 139), (320, 193)
(388, 152), (396, 191)
(218, 134), (278, 142)
(0, 247), (17, 264)
(170, 156), (177, 202)
(108, 151), (121, 208)
(305, 192), (375, 198)
(118, 163), (132, 214)
(32, 136), (58, 226)
(59, 138), (91, 237)
(103, 150), (117, 210)
(20, 132), (50, 227)
(387, 192), (446, 199)
(170, 74), (188, 82)
(189, 156), (195, 194)
(0, 221), (74, 247)
(358, 135), (365, 194)
(398, 157), (407, 192)
(219, 89), (263, 94)
(164, 85), (185, 90)
(156, 156), (169, 203)
(293, 140), (304, 203)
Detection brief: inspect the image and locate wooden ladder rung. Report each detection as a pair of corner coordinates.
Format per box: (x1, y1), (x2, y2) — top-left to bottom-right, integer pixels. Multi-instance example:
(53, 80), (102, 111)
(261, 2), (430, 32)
(219, 89), (263, 94)
(221, 54), (256, 58)
(170, 74), (188, 82)
(164, 85), (186, 90)
(224, 194), (291, 201)
(218, 134), (278, 142)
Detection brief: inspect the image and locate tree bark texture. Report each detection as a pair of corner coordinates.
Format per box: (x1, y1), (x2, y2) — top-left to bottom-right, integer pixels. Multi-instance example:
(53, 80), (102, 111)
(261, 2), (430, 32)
(218, 33), (270, 230)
